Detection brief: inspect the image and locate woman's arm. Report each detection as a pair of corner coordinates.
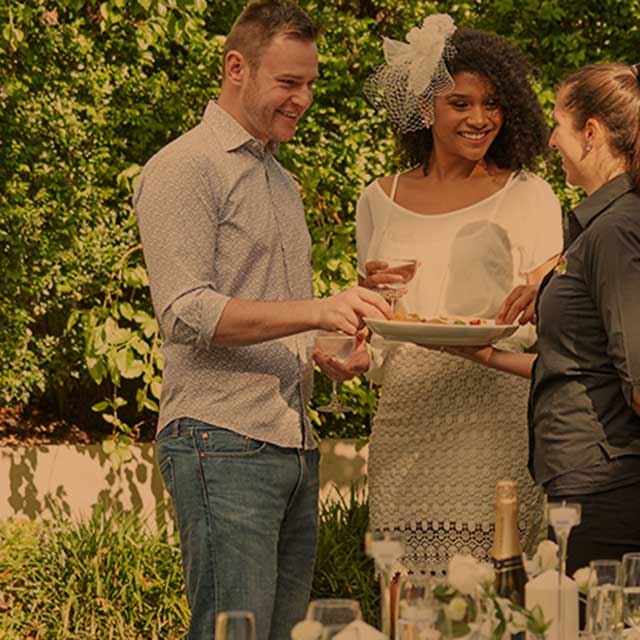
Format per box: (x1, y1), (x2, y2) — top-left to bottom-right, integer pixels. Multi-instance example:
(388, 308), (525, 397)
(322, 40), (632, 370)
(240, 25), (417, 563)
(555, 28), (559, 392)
(444, 345), (537, 379)
(633, 389), (640, 416)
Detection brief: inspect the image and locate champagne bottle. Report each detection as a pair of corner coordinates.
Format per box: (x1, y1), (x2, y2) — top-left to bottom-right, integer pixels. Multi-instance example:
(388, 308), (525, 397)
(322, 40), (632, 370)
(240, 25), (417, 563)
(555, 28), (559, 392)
(492, 480), (528, 607)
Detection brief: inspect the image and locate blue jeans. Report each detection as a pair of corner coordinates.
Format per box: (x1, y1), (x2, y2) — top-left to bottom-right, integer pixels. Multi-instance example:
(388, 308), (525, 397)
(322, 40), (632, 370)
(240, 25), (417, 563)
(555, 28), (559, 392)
(156, 418), (320, 640)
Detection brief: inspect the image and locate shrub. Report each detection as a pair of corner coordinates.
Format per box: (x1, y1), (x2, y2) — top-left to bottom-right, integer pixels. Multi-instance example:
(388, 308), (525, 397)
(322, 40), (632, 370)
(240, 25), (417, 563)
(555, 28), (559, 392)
(0, 490), (376, 638)
(2, 0), (639, 443)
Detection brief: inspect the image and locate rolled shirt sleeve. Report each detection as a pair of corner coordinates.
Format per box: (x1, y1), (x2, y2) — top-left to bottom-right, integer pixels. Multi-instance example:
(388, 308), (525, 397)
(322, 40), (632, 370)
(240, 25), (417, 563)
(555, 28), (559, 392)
(134, 150), (230, 351)
(587, 215), (640, 408)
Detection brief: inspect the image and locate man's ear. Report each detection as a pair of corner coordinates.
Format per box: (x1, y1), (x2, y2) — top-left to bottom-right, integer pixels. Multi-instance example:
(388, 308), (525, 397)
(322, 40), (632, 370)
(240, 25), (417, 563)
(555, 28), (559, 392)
(224, 50), (247, 86)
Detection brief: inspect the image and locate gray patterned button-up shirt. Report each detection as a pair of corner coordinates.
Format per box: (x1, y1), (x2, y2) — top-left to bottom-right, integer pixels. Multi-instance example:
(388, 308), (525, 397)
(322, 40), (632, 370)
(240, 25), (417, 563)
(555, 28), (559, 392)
(134, 101), (316, 449)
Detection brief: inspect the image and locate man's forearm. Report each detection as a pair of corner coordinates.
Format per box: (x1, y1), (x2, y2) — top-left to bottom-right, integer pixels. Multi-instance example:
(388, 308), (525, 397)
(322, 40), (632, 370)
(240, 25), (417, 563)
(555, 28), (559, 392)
(211, 298), (320, 347)
(210, 286), (390, 347)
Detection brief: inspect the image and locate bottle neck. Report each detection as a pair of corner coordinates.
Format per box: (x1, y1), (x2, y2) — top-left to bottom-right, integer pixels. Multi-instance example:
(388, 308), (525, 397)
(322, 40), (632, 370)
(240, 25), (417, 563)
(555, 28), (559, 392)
(492, 500), (522, 561)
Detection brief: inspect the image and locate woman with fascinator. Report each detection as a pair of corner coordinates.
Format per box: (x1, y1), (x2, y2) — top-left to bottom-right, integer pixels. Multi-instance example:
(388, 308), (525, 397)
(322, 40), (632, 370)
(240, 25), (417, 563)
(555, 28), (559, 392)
(336, 16), (563, 574)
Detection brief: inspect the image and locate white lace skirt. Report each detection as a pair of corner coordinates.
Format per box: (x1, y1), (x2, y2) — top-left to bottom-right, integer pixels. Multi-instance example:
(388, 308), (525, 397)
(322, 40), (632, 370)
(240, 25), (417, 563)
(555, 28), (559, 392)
(368, 344), (543, 575)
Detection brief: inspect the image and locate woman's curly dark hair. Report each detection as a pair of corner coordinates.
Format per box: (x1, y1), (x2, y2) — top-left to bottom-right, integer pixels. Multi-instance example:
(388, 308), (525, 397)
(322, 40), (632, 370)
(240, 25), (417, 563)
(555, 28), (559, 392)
(398, 28), (549, 172)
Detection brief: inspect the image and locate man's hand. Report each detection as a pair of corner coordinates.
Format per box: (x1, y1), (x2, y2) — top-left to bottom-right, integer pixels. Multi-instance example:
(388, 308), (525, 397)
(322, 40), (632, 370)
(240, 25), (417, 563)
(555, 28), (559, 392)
(313, 332), (370, 382)
(315, 286), (391, 335)
(496, 284), (539, 326)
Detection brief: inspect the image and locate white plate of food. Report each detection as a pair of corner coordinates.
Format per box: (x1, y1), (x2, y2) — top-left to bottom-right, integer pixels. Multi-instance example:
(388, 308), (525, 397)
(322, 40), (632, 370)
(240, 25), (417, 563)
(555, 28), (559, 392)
(364, 315), (519, 346)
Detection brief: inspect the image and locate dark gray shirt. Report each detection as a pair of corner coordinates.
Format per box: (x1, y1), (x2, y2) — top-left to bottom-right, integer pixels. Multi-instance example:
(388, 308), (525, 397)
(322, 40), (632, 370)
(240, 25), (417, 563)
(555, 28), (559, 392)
(529, 173), (640, 488)
(134, 101), (316, 448)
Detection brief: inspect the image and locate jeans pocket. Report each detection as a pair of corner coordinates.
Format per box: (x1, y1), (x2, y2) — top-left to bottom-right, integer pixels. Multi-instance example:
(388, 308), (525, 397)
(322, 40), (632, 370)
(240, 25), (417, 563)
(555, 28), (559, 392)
(158, 454), (176, 499)
(192, 424), (268, 458)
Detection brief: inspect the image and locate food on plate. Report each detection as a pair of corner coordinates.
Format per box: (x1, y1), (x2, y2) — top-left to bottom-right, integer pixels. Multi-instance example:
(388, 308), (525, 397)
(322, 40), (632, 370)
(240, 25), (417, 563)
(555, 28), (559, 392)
(391, 312), (489, 326)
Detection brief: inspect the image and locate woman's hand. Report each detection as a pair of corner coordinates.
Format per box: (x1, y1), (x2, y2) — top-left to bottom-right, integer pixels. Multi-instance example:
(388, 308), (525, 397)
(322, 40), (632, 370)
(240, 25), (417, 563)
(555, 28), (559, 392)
(312, 331), (370, 382)
(496, 284), (539, 325)
(361, 260), (410, 290)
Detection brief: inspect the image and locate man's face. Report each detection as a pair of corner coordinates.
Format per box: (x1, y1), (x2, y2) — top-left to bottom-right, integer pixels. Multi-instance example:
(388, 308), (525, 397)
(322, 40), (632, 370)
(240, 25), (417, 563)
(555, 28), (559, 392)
(238, 34), (318, 144)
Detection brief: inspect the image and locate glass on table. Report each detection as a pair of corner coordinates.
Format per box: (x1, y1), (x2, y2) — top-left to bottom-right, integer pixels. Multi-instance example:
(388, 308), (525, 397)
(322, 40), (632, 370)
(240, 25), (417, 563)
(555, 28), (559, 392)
(586, 560), (624, 640)
(314, 332), (356, 413)
(215, 610), (257, 640)
(371, 258), (419, 315)
(305, 599), (362, 639)
(364, 530), (405, 638)
(586, 583), (624, 639)
(622, 553), (640, 632)
(395, 574), (437, 639)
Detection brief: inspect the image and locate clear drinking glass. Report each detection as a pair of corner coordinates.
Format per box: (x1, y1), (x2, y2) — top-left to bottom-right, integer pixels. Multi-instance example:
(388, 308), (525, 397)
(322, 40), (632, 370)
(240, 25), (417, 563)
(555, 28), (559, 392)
(314, 332), (356, 413)
(395, 574), (436, 639)
(305, 599), (362, 639)
(586, 584), (624, 639)
(587, 560), (624, 640)
(215, 611), (257, 640)
(374, 258), (419, 315)
(622, 553), (640, 631)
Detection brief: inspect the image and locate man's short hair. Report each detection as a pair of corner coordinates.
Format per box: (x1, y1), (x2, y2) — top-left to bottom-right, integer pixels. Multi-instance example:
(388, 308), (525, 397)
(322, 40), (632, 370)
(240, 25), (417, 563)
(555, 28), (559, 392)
(223, 0), (320, 72)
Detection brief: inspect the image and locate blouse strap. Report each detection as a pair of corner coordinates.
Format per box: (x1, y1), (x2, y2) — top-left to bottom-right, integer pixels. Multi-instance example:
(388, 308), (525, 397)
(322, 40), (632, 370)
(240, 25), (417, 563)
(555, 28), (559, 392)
(390, 174), (400, 202)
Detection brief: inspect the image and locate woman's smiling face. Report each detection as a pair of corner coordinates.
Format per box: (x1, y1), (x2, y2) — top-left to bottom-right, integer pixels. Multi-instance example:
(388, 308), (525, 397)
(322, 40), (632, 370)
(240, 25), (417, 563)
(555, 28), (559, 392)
(431, 72), (504, 162)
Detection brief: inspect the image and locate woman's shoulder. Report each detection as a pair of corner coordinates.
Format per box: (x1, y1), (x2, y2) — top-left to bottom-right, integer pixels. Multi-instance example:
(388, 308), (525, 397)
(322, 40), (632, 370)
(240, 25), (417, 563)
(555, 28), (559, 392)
(360, 174), (397, 202)
(511, 170), (557, 195)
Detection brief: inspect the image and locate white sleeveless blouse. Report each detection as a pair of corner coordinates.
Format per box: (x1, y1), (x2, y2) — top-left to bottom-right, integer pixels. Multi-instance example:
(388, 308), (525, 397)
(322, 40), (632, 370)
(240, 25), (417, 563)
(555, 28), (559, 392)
(356, 171), (563, 574)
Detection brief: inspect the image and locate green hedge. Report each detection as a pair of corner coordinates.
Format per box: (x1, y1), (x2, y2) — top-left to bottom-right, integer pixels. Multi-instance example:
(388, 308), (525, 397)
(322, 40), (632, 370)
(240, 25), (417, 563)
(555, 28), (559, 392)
(2, 0), (639, 443)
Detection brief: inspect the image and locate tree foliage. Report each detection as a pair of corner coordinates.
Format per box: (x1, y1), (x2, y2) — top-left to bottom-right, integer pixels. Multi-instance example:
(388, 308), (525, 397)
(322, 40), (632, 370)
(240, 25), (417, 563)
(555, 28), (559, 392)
(1, 0), (639, 441)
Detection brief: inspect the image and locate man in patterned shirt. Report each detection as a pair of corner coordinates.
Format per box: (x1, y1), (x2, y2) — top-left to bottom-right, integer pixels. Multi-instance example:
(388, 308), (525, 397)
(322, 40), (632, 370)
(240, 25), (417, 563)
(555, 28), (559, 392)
(134, 1), (389, 638)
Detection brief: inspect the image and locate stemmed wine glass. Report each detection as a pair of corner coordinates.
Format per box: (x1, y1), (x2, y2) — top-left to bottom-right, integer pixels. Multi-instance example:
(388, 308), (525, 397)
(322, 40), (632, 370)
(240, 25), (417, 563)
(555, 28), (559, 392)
(622, 554), (640, 632)
(365, 530), (405, 638)
(548, 501), (581, 640)
(314, 332), (356, 413)
(215, 611), (257, 640)
(373, 258), (419, 315)
(306, 599), (362, 639)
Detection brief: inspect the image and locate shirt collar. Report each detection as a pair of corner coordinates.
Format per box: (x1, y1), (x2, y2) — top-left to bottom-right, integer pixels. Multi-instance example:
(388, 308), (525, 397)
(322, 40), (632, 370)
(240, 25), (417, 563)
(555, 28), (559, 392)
(202, 100), (279, 157)
(571, 172), (634, 230)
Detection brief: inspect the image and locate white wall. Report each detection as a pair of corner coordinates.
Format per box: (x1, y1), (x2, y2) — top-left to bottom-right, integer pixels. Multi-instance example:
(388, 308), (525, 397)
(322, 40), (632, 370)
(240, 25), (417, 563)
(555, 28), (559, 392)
(0, 439), (369, 529)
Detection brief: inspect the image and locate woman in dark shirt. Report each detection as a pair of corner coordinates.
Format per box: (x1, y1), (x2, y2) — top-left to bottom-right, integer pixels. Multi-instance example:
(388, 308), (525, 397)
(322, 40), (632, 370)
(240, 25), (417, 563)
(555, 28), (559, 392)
(447, 62), (640, 573)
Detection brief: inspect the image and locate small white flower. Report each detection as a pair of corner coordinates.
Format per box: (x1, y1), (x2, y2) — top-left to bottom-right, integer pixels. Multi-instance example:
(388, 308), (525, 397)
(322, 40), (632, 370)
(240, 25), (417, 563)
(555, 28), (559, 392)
(498, 596), (513, 619)
(444, 596), (468, 622)
(477, 562), (495, 587)
(509, 610), (528, 632)
(534, 540), (559, 572)
(573, 566), (595, 593)
(290, 620), (323, 640)
(418, 628), (441, 640)
(448, 555), (485, 595)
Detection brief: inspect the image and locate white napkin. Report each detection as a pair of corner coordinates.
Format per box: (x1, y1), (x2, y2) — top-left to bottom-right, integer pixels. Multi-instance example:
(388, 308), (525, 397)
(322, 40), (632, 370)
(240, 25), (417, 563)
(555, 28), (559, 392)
(332, 620), (388, 640)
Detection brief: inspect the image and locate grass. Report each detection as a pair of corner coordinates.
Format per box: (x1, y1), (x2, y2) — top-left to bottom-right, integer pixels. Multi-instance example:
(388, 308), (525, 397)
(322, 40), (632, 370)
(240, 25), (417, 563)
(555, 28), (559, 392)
(0, 489), (377, 639)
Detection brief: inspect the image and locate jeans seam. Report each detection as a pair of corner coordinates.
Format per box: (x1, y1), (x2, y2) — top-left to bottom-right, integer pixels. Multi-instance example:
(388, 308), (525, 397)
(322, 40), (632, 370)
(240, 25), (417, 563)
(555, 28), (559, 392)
(192, 431), (220, 623)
